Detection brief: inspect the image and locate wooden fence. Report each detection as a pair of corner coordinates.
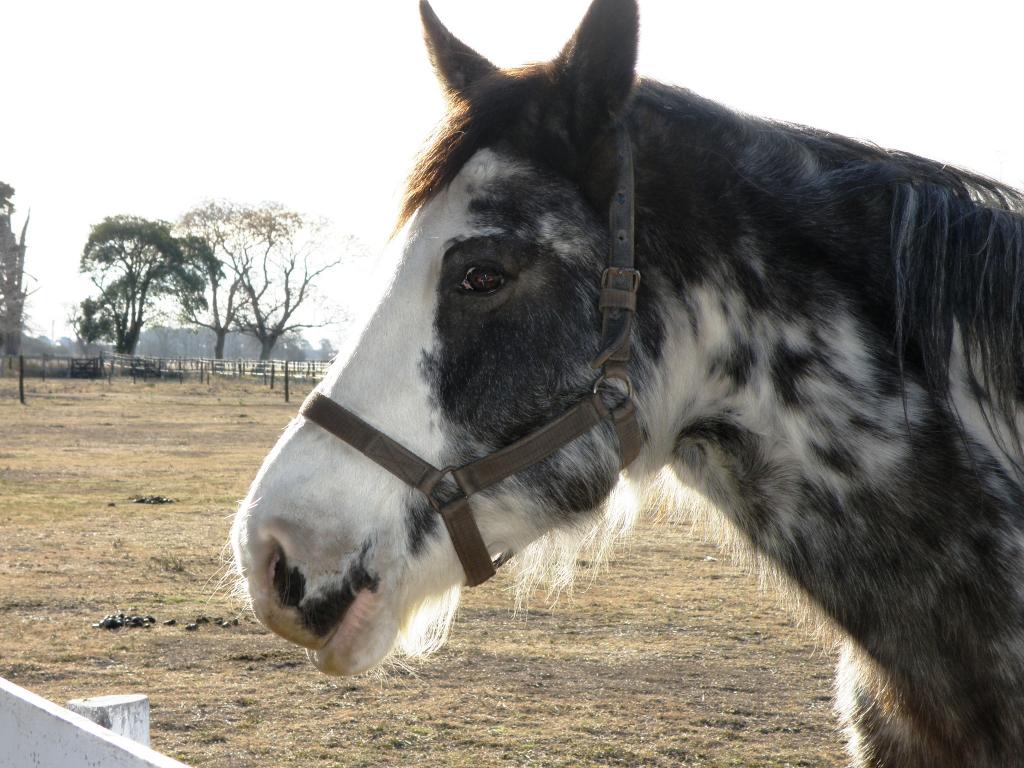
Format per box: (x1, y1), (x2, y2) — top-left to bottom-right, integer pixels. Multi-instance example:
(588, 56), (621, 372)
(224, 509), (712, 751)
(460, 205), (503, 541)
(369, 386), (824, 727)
(3, 353), (330, 404)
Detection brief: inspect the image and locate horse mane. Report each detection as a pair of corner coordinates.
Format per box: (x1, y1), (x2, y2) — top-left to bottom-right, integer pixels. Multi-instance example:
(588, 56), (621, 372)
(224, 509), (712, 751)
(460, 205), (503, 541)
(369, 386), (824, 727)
(402, 75), (1024, 453)
(884, 152), (1023, 451)
(768, 115), (1024, 450)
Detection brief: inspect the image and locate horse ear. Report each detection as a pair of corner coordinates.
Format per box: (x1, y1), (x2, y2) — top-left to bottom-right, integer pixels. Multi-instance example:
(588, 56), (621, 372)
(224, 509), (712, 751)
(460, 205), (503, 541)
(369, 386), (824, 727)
(554, 0), (639, 147)
(420, 0), (498, 99)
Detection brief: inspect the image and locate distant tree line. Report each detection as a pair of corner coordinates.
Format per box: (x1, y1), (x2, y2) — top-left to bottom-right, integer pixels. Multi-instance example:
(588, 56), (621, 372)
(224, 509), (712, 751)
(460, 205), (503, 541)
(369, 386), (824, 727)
(133, 325), (336, 361)
(17, 325), (337, 362)
(74, 201), (352, 359)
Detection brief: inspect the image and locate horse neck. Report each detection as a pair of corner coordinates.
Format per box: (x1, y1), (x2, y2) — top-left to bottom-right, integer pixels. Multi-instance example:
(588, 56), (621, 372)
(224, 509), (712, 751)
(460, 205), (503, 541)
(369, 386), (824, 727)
(631, 103), (1024, 674)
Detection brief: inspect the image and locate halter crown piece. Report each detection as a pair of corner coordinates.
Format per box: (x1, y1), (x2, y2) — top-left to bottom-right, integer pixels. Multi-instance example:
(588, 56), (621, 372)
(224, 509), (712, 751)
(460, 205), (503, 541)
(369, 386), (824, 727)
(299, 126), (642, 586)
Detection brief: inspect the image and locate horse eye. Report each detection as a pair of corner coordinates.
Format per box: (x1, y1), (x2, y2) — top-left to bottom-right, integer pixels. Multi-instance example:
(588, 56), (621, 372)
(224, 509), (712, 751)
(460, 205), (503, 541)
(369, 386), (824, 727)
(460, 266), (505, 294)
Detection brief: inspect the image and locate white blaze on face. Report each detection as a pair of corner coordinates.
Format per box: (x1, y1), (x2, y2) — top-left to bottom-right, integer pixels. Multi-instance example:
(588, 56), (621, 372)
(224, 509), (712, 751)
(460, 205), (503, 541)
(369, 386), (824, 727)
(231, 149), (514, 674)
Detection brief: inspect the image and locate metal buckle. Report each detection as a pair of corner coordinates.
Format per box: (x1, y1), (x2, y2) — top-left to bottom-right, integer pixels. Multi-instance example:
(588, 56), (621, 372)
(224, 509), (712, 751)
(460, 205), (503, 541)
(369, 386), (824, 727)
(430, 466), (511, 573)
(426, 465), (466, 512)
(601, 267), (641, 292)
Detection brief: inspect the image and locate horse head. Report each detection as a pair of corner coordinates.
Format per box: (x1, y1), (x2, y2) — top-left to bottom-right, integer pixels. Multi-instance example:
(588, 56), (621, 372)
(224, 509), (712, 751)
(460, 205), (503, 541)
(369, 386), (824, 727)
(231, 0), (654, 676)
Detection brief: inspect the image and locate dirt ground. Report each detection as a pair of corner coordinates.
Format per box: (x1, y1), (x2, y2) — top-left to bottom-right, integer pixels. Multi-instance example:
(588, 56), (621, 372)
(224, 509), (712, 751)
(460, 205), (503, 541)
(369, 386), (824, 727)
(0, 375), (845, 767)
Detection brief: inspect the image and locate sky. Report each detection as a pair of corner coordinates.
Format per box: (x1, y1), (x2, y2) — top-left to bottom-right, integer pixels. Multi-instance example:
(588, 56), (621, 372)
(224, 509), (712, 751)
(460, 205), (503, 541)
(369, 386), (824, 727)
(5, 0), (1023, 343)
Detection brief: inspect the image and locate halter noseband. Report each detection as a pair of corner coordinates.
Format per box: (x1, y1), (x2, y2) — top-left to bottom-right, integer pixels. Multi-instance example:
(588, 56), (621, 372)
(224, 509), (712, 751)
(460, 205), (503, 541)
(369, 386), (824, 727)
(299, 126), (642, 587)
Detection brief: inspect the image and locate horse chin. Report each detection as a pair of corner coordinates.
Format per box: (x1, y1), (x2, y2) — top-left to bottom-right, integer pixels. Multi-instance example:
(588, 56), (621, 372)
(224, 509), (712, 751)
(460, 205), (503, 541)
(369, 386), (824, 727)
(308, 588), (399, 676)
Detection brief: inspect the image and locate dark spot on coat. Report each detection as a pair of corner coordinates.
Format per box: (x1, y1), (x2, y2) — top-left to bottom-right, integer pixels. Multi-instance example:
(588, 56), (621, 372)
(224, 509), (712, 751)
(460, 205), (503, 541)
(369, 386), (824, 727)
(810, 440), (859, 476)
(771, 345), (816, 406)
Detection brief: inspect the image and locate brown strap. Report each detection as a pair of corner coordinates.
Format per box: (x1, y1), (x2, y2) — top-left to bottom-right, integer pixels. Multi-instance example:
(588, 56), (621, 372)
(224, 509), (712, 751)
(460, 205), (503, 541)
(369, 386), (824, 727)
(437, 497), (496, 587)
(611, 401), (643, 469)
(599, 286), (637, 312)
(452, 396), (606, 496)
(300, 391), (497, 586)
(300, 392), (442, 495)
(593, 125), (638, 369)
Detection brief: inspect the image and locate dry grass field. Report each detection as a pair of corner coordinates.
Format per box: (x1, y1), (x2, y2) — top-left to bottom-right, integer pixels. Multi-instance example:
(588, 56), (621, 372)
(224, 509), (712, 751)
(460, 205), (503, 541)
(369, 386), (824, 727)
(0, 375), (844, 767)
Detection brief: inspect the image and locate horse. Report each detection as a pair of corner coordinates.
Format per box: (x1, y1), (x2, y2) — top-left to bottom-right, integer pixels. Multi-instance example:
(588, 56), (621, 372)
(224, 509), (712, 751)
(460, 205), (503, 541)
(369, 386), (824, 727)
(230, 1), (1024, 764)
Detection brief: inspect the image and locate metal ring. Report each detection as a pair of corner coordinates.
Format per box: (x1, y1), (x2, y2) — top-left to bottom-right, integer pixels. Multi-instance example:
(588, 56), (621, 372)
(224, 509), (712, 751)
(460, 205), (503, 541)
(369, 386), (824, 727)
(492, 550), (515, 568)
(592, 372), (634, 399)
(426, 465), (462, 510)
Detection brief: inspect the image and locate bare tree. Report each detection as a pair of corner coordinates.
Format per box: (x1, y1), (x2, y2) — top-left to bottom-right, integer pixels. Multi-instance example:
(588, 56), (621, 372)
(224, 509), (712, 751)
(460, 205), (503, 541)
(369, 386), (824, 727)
(0, 182), (31, 356)
(177, 201), (246, 359)
(230, 203), (344, 360)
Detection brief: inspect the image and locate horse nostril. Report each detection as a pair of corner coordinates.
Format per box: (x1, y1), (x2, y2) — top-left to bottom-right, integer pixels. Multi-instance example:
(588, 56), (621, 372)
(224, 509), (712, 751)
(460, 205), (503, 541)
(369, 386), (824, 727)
(271, 546), (306, 608)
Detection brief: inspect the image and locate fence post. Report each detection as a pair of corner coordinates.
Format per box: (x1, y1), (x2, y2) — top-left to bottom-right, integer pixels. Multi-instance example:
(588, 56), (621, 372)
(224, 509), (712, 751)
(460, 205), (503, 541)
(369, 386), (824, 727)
(41, 356), (46, 382)
(18, 355), (25, 404)
(66, 694), (150, 747)
(284, 360), (290, 403)
(270, 362), (275, 390)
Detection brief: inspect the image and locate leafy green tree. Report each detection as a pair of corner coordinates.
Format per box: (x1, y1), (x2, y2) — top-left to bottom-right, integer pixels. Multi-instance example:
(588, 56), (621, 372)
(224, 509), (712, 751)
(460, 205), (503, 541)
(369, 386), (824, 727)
(78, 216), (207, 354)
(72, 297), (114, 347)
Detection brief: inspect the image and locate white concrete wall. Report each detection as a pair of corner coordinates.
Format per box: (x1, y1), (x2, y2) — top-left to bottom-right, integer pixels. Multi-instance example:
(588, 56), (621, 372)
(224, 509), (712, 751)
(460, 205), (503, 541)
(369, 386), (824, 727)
(0, 677), (188, 768)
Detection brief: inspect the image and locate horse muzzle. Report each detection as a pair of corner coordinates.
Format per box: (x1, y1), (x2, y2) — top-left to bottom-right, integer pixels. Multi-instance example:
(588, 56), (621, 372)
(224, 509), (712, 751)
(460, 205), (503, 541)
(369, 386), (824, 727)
(238, 518), (398, 674)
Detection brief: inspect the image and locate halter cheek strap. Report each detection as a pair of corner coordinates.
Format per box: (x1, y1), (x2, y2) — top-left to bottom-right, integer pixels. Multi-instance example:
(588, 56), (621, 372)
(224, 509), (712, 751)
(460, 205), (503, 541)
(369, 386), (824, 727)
(299, 125), (642, 588)
(594, 122), (639, 370)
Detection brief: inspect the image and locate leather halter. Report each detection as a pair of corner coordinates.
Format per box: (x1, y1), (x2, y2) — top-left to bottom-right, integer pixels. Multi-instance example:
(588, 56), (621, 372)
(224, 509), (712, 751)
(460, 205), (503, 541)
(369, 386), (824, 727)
(299, 126), (642, 587)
